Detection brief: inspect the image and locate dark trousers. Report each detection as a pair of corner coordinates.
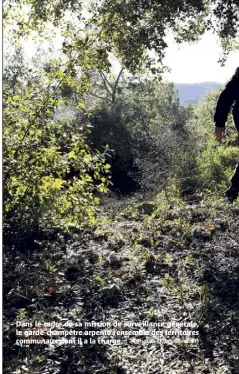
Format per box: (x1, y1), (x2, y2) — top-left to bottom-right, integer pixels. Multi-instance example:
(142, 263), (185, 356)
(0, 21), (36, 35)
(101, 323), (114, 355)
(231, 118), (239, 190)
(231, 162), (239, 190)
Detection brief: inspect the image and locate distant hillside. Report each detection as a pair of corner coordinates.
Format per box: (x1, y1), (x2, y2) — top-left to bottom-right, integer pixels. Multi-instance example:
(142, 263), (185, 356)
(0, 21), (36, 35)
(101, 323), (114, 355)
(175, 82), (222, 104)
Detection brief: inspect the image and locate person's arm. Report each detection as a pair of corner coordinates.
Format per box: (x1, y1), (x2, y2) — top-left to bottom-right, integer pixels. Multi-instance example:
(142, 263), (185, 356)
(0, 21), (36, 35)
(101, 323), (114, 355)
(214, 73), (238, 139)
(214, 78), (237, 127)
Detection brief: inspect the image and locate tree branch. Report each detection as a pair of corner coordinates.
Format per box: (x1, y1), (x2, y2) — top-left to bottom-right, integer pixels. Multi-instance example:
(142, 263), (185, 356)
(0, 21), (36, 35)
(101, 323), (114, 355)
(88, 91), (111, 102)
(100, 71), (113, 96)
(112, 68), (124, 103)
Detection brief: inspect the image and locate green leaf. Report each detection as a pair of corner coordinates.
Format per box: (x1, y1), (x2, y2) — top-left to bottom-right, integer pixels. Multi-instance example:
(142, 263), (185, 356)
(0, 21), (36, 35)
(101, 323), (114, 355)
(78, 102), (85, 110)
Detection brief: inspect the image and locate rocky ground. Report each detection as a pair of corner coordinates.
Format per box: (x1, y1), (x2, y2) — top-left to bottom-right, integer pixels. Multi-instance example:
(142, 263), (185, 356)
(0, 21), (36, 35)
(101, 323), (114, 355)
(3, 194), (239, 374)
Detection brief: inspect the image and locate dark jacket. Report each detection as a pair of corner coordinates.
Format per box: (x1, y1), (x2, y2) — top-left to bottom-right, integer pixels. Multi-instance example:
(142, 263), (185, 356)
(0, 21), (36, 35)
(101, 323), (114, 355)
(214, 67), (239, 130)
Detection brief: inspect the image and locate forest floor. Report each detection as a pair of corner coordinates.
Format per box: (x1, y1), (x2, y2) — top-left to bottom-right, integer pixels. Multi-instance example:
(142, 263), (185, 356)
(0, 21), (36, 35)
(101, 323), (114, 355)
(3, 193), (239, 374)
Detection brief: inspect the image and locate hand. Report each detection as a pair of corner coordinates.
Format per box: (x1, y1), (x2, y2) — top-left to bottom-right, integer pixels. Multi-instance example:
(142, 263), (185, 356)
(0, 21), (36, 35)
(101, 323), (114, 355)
(215, 126), (226, 140)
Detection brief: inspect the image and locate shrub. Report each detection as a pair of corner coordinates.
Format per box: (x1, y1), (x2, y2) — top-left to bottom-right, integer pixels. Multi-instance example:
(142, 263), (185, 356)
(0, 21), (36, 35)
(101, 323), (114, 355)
(3, 68), (109, 245)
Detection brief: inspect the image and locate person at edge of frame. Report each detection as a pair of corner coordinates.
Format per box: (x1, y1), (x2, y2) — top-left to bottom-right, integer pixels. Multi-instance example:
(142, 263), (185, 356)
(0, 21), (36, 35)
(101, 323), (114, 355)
(214, 66), (239, 203)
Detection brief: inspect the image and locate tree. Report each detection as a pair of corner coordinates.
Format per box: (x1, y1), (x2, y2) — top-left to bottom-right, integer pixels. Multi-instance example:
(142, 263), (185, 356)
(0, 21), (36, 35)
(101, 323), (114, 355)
(3, 51), (109, 244)
(86, 76), (191, 193)
(4, 0), (239, 73)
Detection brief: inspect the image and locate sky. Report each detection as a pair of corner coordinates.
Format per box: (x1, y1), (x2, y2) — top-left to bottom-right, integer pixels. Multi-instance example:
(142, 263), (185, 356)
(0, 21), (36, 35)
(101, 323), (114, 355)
(163, 31), (239, 84)
(22, 28), (239, 85)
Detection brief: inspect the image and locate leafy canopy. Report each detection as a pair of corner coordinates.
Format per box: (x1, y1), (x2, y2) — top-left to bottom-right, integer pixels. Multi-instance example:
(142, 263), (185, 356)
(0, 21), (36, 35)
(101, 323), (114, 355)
(4, 0), (239, 72)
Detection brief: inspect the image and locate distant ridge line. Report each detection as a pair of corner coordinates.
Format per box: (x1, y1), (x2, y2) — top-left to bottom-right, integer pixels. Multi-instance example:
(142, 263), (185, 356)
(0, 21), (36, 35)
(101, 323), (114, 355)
(174, 81), (222, 104)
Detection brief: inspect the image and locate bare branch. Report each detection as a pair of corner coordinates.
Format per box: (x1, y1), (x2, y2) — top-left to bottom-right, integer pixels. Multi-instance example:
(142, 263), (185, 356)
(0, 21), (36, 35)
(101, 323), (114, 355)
(100, 71), (113, 96)
(88, 91), (111, 102)
(112, 68), (124, 103)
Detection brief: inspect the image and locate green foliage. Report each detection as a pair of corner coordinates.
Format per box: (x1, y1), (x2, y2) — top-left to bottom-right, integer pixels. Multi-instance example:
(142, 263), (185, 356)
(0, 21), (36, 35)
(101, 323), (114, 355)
(154, 185), (184, 213)
(197, 143), (239, 191)
(4, 0), (239, 74)
(88, 76), (191, 193)
(92, 0), (239, 72)
(170, 88), (239, 196)
(87, 73), (239, 199)
(3, 56), (109, 240)
(3, 0), (239, 241)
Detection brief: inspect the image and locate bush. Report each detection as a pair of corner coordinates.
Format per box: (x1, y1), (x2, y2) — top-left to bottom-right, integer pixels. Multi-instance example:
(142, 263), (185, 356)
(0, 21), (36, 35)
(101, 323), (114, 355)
(3, 64), (109, 245)
(197, 143), (239, 191)
(172, 89), (239, 195)
(88, 78), (191, 194)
